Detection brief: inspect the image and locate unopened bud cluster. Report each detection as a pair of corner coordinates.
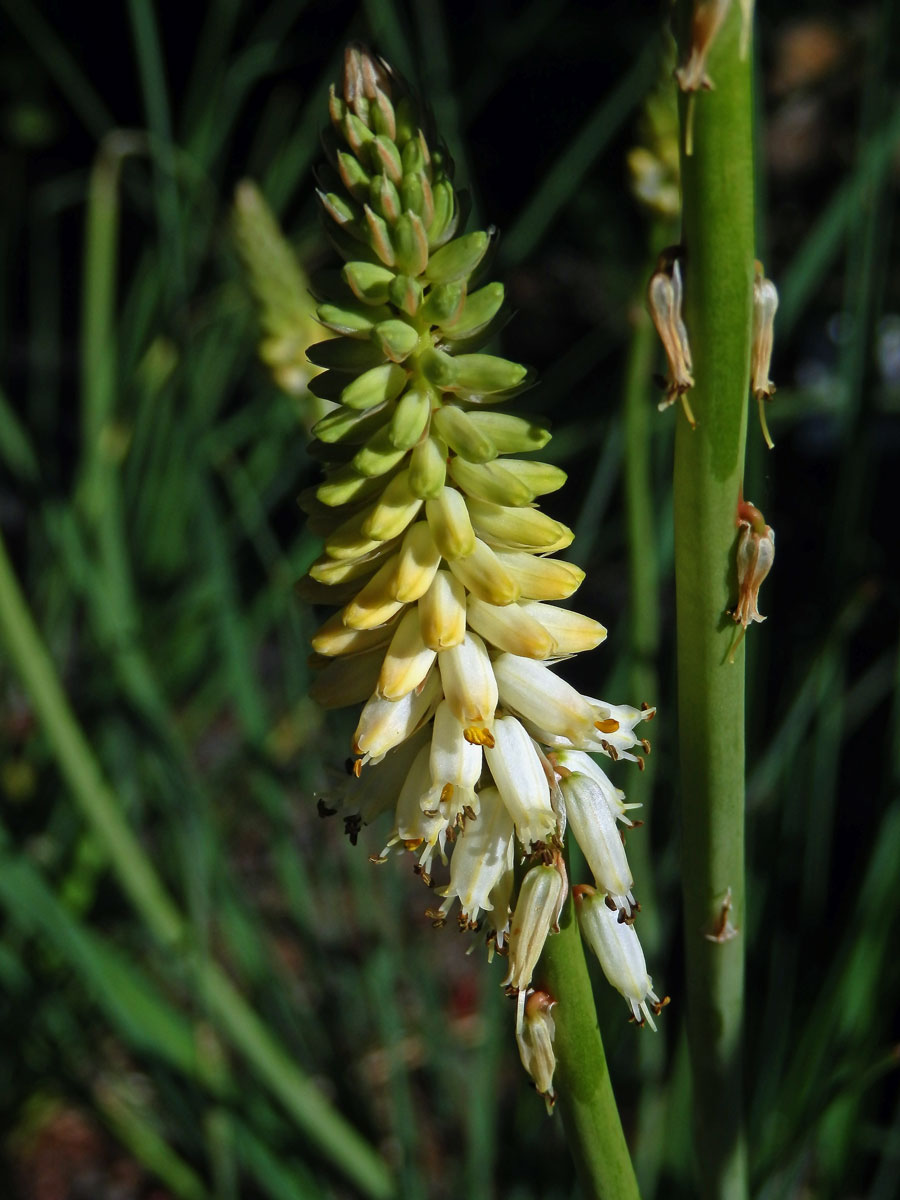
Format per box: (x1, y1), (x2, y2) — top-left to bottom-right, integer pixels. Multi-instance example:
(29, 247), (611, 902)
(300, 45), (664, 1101)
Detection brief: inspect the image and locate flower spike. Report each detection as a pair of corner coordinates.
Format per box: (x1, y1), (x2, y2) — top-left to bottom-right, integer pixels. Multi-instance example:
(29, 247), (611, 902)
(294, 43), (663, 1108)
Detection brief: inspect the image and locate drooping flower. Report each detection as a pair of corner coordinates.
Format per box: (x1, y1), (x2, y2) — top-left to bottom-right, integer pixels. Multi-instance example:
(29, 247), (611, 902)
(290, 43), (663, 1099)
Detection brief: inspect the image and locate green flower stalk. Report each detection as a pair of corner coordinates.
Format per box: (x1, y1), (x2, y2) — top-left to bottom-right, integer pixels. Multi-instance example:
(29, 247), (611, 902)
(300, 43), (661, 1137)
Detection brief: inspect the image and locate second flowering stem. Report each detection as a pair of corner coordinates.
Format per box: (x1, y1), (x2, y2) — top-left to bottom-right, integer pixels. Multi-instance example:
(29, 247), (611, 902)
(538, 891), (642, 1200)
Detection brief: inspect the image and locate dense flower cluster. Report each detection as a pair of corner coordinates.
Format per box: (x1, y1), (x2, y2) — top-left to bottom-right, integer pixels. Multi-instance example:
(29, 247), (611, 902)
(295, 44), (665, 1102)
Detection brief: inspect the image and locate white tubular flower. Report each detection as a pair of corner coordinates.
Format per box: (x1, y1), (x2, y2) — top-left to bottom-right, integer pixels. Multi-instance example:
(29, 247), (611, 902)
(523, 699), (654, 764)
(381, 744), (447, 871)
(559, 772), (636, 917)
(486, 839), (516, 950)
(353, 667), (441, 763)
(582, 698), (655, 762)
(574, 885), (667, 1030)
(516, 990), (557, 1112)
(437, 785), (515, 926)
(438, 631), (497, 731)
(428, 700), (483, 818)
(484, 716), (556, 847)
(493, 653), (597, 744)
(553, 750), (641, 826)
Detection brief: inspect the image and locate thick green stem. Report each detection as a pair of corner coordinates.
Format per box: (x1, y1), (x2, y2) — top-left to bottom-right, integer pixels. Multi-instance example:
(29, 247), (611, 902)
(673, 6), (754, 1198)
(538, 896), (641, 1200)
(0, 533), (394, 1200)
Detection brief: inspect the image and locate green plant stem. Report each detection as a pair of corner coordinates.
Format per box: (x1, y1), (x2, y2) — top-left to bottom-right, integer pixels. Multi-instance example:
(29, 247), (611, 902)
(0, 532), (394, 1200)
(673, 5), (754, 1198)
(623, 285), (667, 1196)
(538, 895), (641, 1200)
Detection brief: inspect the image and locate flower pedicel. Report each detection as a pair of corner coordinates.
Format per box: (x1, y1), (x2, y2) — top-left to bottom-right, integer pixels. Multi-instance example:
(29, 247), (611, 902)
(297, 44), (665, 1097)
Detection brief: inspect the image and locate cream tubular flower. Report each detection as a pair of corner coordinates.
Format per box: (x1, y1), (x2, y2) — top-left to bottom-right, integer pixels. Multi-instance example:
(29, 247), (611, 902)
(574, 885), (667, 1030)
(559, 773), (636, 916)
(437, 785), (515, 926)
(484, 716), (556, 848)
(428, 700), (483, 818)
(516, 990), (557, 1113)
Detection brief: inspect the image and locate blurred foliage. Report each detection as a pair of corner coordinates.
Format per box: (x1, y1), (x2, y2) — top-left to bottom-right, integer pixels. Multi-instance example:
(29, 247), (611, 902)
(1, 1), (900, 1197)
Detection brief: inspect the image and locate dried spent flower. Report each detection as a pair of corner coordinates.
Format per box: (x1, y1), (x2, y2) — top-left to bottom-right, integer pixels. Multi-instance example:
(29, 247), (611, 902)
(751, 262), (779, 450)
(516, 991), (558, 1113)
(647, 246), (696, 428)
(728, 498), (775, 661)
(675, 0), (733, 93)
(297, 43), (662, 1105)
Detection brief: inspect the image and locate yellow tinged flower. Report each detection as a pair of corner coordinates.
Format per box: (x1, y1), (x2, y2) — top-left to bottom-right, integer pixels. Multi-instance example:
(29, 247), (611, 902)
(419, 569), (467, 650)
(377, 608), (437, 700)
(392, 521), (443, 603)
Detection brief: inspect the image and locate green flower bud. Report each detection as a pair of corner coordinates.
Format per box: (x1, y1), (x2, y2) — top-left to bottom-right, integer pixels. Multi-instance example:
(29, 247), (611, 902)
(342, 111), (375, 156)
(312, 402), (388, 444)
(425, 231), (490, 284)
(427, 178), (459, 247)
(372, 134), (403, 184)
(317, 188), (361, 232)
(352, 425), (409, 477)
(417, 346), (458, 389)
(337, 150), (371, 200)
(392, 211), (430, 277)
(317, 465), (384, 507)
(445, 353), (528, 397)
(362, 205), (396, 266)
(421, 282), (466, 328)
(370, 173), (402, 223)
(388, 274), (423, 317)
(389, 388), (433, 449)
(440, 281), (505, 341)
(400, 136), (426, 175)
(373, 319), (419, 363)
(431, 405), (496, 463)
(409, 434), (447, 498)
(317, 299), (392, 337)
(400, 171), (434, 225)
(343, 261), (396, 305)
(463, 410), (551, 453)
(448, 458), (534, 507)
(339, 362), (407, 410)
(370, 88), (396, 140)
